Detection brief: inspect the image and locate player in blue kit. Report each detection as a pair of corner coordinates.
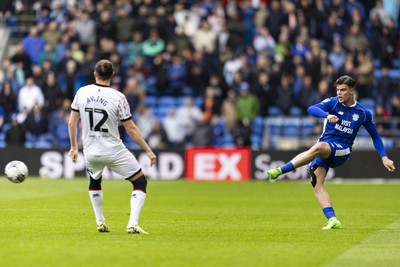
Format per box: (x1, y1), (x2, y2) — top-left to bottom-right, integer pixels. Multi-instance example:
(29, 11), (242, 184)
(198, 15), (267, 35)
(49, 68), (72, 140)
(267, 75), (396, 229)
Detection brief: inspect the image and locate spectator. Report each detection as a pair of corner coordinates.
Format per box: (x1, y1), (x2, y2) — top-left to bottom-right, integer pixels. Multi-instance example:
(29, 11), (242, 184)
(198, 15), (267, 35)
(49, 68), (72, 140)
(22, 26), (45, 64)
(135, 105), (157, 141)
(355, 51), (374, 99)
(75, 11), (96, 48)
(253, 26), (276, 56)
(166, 54), (187, 96)
(317, 78), (333, 101)
(191, 20), (217, 54)
(374, 104), (391, 137)
(24, 103), (50, 144)
(38, 43), (57, 68)
(235, 81), (260, 122)
(0, 80), (17, 122)
(253, 71), (275, 117)
(146, 121), (169, 149)
(275, 74), (294, 115)
(176, 96), (203, 143)
(298, 75), (320, 114)
(123, 78), (143, 114)
(187, 51), (209, 97)
(69, 41), (85, 65)
(18, 77), (45, 112)
(10, 43), (31, 77)
(5, 115), (26, 146)
(115, 8), (136, 57)
(375, 23), (398, 66)
(220, 89), (237, 131)
(201, 86), (219, 123)
(56, 59), (85, 101)
(42, 20), (61, 50)
(163, 108), (185, 147)
(192, 117), (214, 147)
(328, 39), (346, 75)
(142, 29), (165, 59)
(42, 71), (63, 116)
(225, 9), (245, 52)
(343, 24), (368, 53)
(265, 0), (287, 41)
(376, 66), (397, 107)
(370, 0), (391, 26)
(127, 31), (144, 66)
(95, 10), (116, 43)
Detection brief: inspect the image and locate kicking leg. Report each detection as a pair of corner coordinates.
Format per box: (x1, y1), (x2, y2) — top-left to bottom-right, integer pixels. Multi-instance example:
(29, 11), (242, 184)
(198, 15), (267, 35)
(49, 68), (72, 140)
(268, 142), (331, 180)
(309, 166), (341, 229)
(126, 170), (148, 234)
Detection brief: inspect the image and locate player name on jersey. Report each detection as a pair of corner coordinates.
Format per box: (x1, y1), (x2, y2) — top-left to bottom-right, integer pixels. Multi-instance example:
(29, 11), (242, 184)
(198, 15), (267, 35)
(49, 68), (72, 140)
(86, 96), (108, 106)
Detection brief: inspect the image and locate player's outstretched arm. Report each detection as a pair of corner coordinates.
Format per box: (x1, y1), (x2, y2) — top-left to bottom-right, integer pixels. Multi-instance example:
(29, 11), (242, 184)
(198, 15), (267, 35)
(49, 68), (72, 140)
(382, 156), (395, 172)
(68, 110), (80, 162)
(123, 119), (157, 167)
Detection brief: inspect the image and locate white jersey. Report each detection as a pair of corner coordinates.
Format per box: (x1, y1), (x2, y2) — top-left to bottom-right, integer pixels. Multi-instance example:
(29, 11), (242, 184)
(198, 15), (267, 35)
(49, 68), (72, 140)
(71, 84), (132, 155)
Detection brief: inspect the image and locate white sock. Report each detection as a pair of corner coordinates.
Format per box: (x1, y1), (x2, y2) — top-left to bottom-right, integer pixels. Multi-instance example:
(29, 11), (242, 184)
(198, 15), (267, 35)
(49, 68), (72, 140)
(127, 190), (146, 228)
(89, 190), (105, 223)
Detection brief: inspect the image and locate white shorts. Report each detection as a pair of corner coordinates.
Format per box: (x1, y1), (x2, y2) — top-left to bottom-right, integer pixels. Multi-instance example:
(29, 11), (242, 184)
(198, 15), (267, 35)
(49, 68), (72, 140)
(84, 148), (141, 180)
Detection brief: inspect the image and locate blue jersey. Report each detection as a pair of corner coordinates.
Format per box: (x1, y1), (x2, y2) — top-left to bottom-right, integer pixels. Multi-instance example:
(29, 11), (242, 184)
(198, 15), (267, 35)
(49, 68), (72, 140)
(308, 97), (386, 157)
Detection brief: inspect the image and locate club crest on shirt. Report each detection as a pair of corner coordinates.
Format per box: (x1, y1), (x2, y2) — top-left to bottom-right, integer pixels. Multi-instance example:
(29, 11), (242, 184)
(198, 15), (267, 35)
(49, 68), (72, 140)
(352, 114), (359, 121)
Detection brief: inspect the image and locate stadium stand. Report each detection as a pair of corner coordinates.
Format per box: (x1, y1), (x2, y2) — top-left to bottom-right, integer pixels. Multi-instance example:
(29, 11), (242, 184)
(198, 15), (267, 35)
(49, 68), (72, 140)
(0, 0), (399, 150)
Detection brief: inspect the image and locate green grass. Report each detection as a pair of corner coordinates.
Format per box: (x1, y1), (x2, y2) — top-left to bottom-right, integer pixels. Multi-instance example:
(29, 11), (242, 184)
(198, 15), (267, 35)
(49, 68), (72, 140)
(1, 178), (400, 267)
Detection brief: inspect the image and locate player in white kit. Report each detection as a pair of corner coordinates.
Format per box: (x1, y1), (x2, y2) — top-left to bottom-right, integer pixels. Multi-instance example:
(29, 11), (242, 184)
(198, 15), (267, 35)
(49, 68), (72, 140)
(68, 59), (157, 234)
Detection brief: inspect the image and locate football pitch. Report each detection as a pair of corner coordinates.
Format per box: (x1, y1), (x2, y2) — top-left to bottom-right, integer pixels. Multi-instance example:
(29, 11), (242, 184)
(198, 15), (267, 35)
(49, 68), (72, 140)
(1, 178), (400, 267)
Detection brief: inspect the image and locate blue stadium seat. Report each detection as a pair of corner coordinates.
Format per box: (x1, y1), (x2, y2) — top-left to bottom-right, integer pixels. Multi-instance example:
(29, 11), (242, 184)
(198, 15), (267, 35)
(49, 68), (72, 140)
(359, 98), (376, 115)
(143, 96), (158, 108)
(268, 106), (282, 116)
(194, 96), (203, 107)
(282, 118), (301, 137)
(265, 118), (282, 137)
(289, 106), (302, 117)
(250, 134), (261, 149)
(222, 132), (235, 147)
(176, 96), (186, 107)
(159, 96), (176, 108)
(393, 59), (399, 69)
(375, 69), (400, 79)
(0, 132), (6, 148)
(154, 106), (171, 120)
(252, 116), (264, 136)
(301, 117), (315, 138)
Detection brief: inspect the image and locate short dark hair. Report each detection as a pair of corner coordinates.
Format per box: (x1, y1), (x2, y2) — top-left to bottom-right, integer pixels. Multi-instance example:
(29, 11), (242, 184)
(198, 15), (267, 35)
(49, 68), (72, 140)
(94, 60), (114, 80)
(335, 75), (356, 89)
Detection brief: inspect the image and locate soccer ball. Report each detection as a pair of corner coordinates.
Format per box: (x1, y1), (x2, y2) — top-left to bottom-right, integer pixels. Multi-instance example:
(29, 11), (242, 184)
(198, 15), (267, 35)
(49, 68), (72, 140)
(4, 160), (29, 183)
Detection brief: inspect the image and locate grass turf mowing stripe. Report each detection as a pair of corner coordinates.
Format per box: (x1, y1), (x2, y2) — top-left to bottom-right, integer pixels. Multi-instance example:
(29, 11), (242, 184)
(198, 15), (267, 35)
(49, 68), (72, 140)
(323, 219), (400, 267)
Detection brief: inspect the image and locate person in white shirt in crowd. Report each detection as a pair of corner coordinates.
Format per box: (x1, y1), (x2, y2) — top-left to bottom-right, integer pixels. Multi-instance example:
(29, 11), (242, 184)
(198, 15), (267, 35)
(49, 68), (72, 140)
(175, 96), (203, 144)
(18, 77), (45, 112)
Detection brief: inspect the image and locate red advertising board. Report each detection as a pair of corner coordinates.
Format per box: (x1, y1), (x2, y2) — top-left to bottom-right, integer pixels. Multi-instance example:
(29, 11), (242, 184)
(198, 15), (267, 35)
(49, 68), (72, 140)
(185, 147), (251, 181)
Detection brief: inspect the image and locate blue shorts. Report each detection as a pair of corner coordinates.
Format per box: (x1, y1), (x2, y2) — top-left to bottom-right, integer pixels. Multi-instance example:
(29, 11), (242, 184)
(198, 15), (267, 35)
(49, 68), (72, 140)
(308, 142), (351, 173)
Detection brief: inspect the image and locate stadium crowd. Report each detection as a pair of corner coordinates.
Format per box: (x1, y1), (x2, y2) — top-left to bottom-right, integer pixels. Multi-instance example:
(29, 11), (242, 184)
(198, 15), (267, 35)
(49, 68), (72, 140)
(0, 0), (399, 149)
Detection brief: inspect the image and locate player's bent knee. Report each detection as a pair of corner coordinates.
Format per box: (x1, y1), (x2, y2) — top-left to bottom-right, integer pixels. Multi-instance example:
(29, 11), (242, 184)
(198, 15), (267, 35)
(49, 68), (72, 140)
(89, 176), (102, 190)
(130, 175), (147, 193)
(308, 167), (317, 188)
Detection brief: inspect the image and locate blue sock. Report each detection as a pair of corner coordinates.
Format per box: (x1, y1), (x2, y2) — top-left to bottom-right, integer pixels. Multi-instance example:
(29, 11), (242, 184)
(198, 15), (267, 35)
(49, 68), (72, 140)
(323, 207), (336, 219)
(280, 162), (294, 174)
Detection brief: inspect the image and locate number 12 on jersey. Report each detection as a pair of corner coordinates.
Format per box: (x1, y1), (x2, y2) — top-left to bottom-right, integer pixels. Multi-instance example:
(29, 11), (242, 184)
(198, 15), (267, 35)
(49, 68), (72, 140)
(85, 108), (109, 132)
